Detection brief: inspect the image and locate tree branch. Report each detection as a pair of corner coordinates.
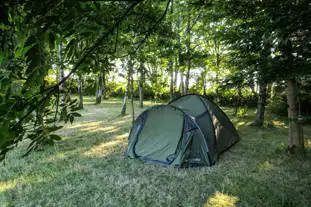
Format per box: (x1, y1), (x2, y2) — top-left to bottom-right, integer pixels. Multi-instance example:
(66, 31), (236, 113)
(117, 0), (172, 58)
(14, 0), (143, 127)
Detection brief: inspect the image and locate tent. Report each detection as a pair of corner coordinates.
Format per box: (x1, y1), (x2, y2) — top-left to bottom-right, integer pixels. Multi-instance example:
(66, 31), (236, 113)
(126, 94), (240, 167)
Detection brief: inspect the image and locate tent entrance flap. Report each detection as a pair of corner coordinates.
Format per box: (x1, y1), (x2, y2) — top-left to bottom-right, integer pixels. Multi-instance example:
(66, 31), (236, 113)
(134, 107), (184, 163)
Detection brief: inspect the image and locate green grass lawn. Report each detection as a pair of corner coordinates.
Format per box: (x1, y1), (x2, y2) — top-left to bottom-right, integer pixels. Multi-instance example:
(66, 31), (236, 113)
(1, 97), (311, 207)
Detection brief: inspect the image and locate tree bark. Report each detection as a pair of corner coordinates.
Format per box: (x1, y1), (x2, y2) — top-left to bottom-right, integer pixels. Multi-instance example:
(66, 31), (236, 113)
(176, 11), (182, 96)
(185, 11), (191, 94)
(78, 74), (83, 109)
(102, 72), (106, 99)
(139, 62), (145, 108)
(58, 40), (66, 104)
(180, 72), (185, 95)
(287, 78), (304, 152)
(95, 72), (103, 104)
(130, 65), (135, 124)
(254, 81), (267, 126)
(169, 60), (174, 101)
(202, 67), (207, 96)
(233, 87), (242, 116)
(121, 60), (132, 116)
(174, 57), (178, 97)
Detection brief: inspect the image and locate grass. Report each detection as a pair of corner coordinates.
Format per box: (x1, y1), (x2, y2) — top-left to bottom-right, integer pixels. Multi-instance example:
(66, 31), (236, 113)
(1, 97), (311, 207)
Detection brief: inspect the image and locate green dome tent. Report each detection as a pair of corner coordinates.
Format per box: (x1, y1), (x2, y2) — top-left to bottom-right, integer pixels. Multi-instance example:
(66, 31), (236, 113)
(126, 94), (239, 167)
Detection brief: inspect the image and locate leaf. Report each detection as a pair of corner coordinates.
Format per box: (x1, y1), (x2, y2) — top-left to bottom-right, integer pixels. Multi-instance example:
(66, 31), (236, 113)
(47, 125), (63, 132)
(71, 112), (81, 117)
(49, 134), (61, 141)
(69, 116), (74, 124)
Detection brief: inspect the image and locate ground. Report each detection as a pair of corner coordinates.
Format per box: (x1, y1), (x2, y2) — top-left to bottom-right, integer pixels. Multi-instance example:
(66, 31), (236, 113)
(0, 97), (311, 207)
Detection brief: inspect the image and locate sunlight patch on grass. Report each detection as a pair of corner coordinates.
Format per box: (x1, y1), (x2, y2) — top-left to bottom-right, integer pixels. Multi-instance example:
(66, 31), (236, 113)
(235, 121), (253, 129)
(271, 120), (287, 128)
(205, 191), (239, 207)
(115, 133), (129, 140)
(0, 181), (16, 192)
(66, 121), (102, 129)
(66, 121), (119, 133)
(83, 139), (124, 157)
(86, 126), (120, 134)
(47, 152), (66, 162)
(257, 160), (273, 171)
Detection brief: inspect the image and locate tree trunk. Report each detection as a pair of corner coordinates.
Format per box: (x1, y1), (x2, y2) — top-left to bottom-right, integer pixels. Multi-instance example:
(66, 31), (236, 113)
(254, 81), (267, 126)
(287, 78), (304, 152)
(102, 72), (106, 99)
(202, 66), (207, 96)
(139, 62), (145, 108)
(78, 74), (83, 109)
(130, 66), (135, 124)
(176, 12), (182, 96)
(58, 41), (66, 104)
(121, 61), (132, 116)
(233, 87), (242, 116)
(174, 57), (178, 97)
(180, 72), (185, 95)
(185, 11), (191, 94)
(169, 60), (174, 101)
(96, 72), (103, 104)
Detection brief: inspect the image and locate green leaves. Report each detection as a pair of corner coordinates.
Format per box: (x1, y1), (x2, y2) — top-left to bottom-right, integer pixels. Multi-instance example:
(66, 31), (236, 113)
(60, 98), (82, 124)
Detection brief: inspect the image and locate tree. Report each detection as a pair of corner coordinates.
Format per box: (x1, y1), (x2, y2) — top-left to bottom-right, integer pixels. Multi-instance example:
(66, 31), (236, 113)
(0, 0), (147, 160)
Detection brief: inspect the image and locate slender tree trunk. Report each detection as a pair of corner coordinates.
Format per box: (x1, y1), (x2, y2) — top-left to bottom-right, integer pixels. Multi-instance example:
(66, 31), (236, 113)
(78, 74), (83, 109)
(96, 72), (103, 104)
(254, 81), (267, 126)
(102, 72), (106, 99)
(180, 72), (185, 95)
(202, 67), (207, 96)
(185, 11), (191, 94)
(130, 65), (135, 124)
(176, 12), (182, 96)
(174, 57), (178, 97)
(139, 62), (145, 108)
(233, 87), (242, 116)
(121, 61), (132, 116)
(169, 60), (174, 101)
(58, 41), (66, 104)
(287, 78), (304, 152)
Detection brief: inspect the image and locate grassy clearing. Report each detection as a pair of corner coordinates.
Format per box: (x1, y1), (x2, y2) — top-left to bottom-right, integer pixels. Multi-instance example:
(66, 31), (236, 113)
(1, 97), (311, 207)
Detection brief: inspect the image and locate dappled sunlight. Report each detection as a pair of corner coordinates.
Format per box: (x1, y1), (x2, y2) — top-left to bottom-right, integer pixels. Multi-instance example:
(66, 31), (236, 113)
(83, 131), (129, 157)
(83, 139), (125, 157)
(113, 119), (130, 126)
(0, 174), (47, 193)
(257, 160), (273, 171)
(271, 120), (287, 128)
(0, 181), (16, 192)
(235, 121), (253, 129)
(65, 121), (120, 133)
(82, 126), (120, 134)
(115, 133), (129, 140)
(205, 191), (239, 207)
(47, 152), (66, 162)
(66, 121), (102, 129)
